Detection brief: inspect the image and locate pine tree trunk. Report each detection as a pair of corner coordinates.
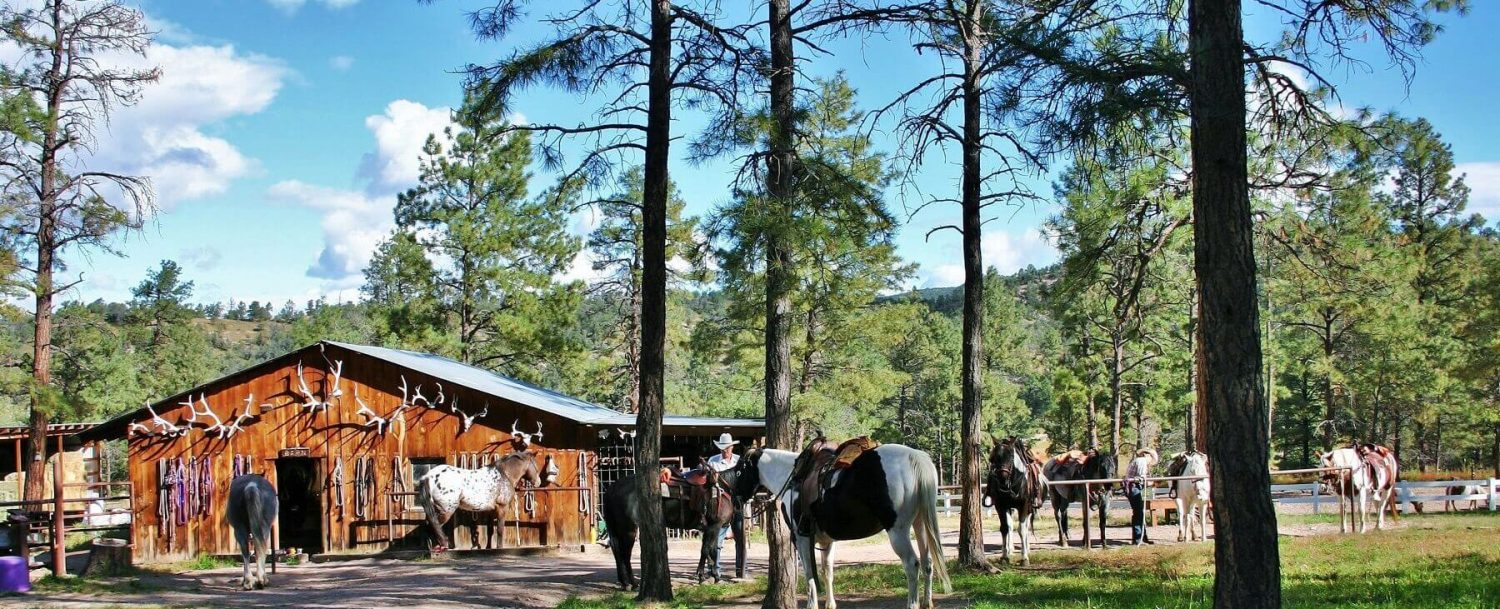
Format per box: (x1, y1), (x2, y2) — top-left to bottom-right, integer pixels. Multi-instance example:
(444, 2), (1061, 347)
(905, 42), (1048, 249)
(1189, 0), (1281, 605)
(955, 0), (989, 569)
(1086, 392), (1099, 449)
(1194, 295), (1209, 453)
(762, 1), (799, 606)
(1110, 336), (1124, 455)
(25, 3), (65, 502)
(1185, 292), (1198, 453)
(631, 0), (674, 600)
(626, 263), (642, 413)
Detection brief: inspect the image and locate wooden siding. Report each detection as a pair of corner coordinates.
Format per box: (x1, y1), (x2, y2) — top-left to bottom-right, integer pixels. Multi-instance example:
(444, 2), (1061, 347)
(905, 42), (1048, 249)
(125, 344), (598, 562)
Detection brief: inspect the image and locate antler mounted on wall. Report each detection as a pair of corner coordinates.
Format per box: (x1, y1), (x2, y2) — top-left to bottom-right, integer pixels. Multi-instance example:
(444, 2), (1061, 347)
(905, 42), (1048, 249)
(147, 402), (185, 438)
(510, 420), (544, 448)
(295, 361), (326, 412)
(453, 399), (488, 434)
(319, 343), (344, 402)
(189, 394), (230, 439)
(354, 388), (389, 435)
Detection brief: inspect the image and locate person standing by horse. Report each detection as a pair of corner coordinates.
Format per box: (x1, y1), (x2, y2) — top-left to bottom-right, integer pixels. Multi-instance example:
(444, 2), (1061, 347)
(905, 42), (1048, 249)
(1125, 448), (1158, 545)
(706, 433), (745, 580)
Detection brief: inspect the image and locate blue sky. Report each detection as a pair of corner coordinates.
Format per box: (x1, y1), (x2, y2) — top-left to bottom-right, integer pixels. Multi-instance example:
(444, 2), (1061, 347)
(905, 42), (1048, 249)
(34, 0), (1500, 307)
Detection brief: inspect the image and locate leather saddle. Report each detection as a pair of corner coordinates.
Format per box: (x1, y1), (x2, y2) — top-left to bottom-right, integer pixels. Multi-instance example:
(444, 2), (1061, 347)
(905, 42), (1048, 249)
(792, 436), (880, 536)
(660, 466), (727, 526)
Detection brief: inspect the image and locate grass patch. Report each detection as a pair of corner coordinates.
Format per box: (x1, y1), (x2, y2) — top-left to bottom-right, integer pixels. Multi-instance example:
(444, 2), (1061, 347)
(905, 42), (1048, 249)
(156, 553), (238, 572)
(32, 573), (161, 595)
(650, 512), (1500, 609)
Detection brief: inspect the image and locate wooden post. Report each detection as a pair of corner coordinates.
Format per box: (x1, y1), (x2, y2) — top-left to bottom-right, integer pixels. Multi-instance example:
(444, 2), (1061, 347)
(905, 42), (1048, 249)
(52, 433), (65, 576)
(1311, 479), (1320, 515)
(1082, 482), (1092, 550)
(1489, 478), (1497, 512)
(13, 438), (21, 499)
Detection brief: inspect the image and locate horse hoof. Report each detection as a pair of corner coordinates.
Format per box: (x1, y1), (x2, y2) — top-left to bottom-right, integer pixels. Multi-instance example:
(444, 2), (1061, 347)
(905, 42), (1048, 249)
(255, 579), (267, 590)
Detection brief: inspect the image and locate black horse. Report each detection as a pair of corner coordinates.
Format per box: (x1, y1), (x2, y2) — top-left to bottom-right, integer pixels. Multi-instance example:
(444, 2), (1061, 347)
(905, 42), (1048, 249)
(985, 436), (1045, 564)
(601, 466), (742, 589)
(1042, 448), (1116, 549)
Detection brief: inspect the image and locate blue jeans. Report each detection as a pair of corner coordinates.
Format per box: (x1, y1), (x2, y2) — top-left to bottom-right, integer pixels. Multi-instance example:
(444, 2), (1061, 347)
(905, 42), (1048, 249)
(1127, 483), (1147, 543)
(713, 506), (745, 579)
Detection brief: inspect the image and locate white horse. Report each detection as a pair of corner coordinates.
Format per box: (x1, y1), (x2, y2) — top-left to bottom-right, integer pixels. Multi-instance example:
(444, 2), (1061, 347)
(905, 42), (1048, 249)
(738, 445), (951, 609)
(1321, 444), (1398, 534)
(1167, 452), (1210, 542)
(416, 452), (550, 551)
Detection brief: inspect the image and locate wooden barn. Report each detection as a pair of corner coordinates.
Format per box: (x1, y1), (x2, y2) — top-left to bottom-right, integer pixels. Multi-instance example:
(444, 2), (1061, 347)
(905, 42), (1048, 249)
(81, 341), (762, 563)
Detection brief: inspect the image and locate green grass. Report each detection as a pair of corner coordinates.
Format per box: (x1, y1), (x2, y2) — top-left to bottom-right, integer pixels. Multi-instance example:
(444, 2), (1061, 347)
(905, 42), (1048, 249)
(156, 553), (238, 572)
(566, 512), (1500, 609)
(31, 573), (161, 595)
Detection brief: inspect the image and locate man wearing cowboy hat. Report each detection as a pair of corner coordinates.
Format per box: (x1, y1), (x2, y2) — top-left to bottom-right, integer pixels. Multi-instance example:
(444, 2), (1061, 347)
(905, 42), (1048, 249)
(704, 432), (744, 579)
(707, 433), (740, 472)
(1125, 447), (1159, 545)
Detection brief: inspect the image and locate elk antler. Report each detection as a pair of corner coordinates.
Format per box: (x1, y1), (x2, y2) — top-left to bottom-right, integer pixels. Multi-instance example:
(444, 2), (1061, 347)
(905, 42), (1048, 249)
(295, 361), (324, 411)
(319, 344), (345, 401)
(533, 421), (544, 444)
(147, 402), (182, 436)
(224, 411), (254, 438)
(435, 382), (446, 408)
(192, 394), (228, 438)
(411, 384), (430, 406)
(355, 388), (389, 435)
(129, 422), (154, 437)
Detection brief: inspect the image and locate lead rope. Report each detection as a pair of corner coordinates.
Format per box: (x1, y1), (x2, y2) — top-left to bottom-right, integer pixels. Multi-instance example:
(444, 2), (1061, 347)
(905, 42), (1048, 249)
(391, 457), (407, 511)
(173, 458), (189, 527)
(331, 457), (346, 519)
(578, 452), (590, 515)
(200, 457), (213, 518)
(352, 457), (367, 520)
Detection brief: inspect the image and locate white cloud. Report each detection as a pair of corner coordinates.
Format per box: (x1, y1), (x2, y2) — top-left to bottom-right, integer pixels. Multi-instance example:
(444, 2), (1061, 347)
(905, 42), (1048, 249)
(1457, 162), (1500, 223)
(90, 44), (286, 208)
(267, 0), (362, 14)
(329, 55), (354, 71)
(357, 100), (453, 194)
(181, 246), (223, 271)
(918, 228), (1058, 288)
(267, 180), (393, 280)
(921, 264), (965, 289)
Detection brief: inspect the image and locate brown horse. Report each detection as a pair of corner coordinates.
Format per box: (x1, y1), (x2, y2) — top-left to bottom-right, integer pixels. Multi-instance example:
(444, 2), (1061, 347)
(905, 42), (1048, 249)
(601, 466), (740, 589)
(985, 436), (1045, 565)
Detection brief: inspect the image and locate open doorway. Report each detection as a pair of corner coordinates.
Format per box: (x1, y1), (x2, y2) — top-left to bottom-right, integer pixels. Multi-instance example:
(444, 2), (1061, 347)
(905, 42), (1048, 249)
(276, 457), (323, 554)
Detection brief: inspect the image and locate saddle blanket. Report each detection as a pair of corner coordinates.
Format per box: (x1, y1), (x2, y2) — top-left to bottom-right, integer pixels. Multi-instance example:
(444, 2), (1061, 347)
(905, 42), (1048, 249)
(834, 436), (881, 469)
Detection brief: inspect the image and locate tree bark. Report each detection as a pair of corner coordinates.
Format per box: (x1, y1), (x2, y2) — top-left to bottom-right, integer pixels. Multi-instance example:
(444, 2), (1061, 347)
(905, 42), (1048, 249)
(955, 0), (989, 570)
(1185, 291), (1198, 453)
(1322, 320), (1336, 452)
(762, 1), (799, 606)
(1086, 392), (1099, 449)
(1189, 0), (1281, 605)
(1194, 293), (1209, 454)
(631, 0), (674, 600)
(1110, 336), (1124, 455)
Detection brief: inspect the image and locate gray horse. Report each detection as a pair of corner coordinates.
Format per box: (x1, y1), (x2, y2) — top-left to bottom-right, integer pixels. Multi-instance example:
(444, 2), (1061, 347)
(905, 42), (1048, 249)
(227, 474), (278, 590)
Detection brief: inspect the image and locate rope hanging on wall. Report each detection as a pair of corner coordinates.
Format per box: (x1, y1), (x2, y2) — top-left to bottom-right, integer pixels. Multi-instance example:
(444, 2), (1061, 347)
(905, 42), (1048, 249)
(578, 451), (590, 515)
(157, 459), (174, 550)
(331, 456), (346, 518)
(172, 458), (189, 527)
(198, 456), (212, 518)
(391, 457), (407, 511)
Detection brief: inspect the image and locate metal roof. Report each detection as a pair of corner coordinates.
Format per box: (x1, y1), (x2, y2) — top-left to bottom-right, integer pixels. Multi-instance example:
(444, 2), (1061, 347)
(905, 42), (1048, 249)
(328, 342), (762, 429)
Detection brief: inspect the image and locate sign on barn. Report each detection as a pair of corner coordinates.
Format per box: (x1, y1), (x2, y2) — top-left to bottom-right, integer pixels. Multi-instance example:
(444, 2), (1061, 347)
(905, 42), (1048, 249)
(81, 341), (762, 563)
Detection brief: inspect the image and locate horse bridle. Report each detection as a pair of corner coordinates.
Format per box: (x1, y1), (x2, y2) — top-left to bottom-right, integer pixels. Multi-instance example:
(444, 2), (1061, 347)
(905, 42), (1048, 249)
(738, 451), (795, 523)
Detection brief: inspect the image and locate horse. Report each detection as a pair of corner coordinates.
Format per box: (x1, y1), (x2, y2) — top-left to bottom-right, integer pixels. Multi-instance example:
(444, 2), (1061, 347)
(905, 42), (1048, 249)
(1445, 479), (1484, 512)
(416, 452), (547, 551)
(984, 436), (1045, 565)
(1042, 448), (1116, 549)
(226, 474), (278, 590)
(1164, 451), (1210, 542)
(735, 444), (951, 609)
(600, 465), (740, 589)
(1320, 443), (1398, 533)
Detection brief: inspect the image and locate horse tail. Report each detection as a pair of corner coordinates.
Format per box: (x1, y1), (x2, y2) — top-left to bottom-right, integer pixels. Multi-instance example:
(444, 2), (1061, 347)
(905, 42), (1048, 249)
(416, 470), (432, 512)
(914, 451), (952, 594)
(242, 476), (277, 543)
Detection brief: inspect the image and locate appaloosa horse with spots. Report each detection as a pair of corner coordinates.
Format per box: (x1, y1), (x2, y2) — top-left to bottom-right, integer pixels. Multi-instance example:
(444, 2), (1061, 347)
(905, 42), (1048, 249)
(736, 441), (951, 609)
(985, 436), (1045, 565)
(417, 452), (548, 551)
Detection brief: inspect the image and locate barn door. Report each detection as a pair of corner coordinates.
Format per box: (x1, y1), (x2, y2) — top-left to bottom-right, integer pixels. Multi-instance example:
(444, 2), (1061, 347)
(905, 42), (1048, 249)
(276, 457), (323, 554)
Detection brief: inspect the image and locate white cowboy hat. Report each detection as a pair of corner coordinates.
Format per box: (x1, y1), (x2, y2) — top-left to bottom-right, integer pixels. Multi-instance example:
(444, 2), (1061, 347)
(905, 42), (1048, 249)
(1138, 448), (1159, 462)
(712, 433), (739, 450)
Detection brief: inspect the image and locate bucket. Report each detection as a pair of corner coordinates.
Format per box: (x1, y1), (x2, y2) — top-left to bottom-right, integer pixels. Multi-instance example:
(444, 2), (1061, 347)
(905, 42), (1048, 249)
(0, 555), (29, 593)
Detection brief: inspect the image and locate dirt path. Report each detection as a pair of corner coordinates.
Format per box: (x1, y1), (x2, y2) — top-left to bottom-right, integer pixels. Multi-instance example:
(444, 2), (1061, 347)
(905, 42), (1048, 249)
(7, 518), (1361, 609)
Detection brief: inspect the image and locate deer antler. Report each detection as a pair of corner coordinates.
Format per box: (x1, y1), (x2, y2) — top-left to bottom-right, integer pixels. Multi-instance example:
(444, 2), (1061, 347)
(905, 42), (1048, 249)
(435, 382), (446, 408)
(454, 399), (488, 434)
(129, 422), (153, 437)
(533, 421), (544, 444)
(411, 384), (430, 406)
(295, 361), (324, 411)
(511, 419), (531, 448)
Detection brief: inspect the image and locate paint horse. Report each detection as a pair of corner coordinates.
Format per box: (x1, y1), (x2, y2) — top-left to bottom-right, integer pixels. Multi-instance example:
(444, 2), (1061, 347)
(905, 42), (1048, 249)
(1320, 442), (1399, 533)
(1042, 448), (1116, 549)
(984, 436), (1045, 565)
(1445, 479), (1484, 512)
(600, 465), (740, 589)
(1164, 451), (1211, 542)
(735, 441), (951, 609)
(417, 452), (548, 551)
(226, 474), (278, 590)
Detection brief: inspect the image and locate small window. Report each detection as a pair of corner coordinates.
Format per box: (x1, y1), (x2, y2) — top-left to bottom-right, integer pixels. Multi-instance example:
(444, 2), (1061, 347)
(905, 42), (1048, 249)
(409, 458), (446, 511)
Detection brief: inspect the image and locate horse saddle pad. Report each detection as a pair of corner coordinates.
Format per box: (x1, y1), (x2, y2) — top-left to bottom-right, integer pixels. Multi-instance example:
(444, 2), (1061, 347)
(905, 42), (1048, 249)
(835, 436), (880, 469)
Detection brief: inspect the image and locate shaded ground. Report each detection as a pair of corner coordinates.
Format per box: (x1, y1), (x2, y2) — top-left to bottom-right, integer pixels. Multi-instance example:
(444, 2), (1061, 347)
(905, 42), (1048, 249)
(3, 508), (1469, 609)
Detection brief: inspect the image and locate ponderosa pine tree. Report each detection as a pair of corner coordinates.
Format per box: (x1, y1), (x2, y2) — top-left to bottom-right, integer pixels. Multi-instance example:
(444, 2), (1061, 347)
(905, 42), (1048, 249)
(0, 0), (158, 500)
